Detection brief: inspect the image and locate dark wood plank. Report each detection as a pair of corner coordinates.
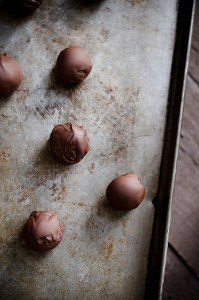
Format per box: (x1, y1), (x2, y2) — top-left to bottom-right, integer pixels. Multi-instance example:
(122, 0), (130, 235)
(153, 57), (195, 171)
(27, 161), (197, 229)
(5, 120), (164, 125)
(188, 0), (199, 83)
(168, 74), (199, 276)
(162, 246), (199, 300)
(163, 1), (199, 298)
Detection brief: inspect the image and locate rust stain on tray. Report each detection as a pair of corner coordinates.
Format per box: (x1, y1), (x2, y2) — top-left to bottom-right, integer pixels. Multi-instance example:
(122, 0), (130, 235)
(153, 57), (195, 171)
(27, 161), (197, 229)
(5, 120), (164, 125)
(126, 0), (146, 6)
(0, 148), (11, 164)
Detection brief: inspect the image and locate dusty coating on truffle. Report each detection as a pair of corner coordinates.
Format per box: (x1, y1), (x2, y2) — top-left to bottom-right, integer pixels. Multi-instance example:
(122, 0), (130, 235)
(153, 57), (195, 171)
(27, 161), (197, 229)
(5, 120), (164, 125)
(56, 46), (92, 84)
(0, 54), (23, 96)
(106, 174), (145, 211)
(23, 211), (63, 252)
(49, 122), (90, 165)
(19, 0), (44, 11)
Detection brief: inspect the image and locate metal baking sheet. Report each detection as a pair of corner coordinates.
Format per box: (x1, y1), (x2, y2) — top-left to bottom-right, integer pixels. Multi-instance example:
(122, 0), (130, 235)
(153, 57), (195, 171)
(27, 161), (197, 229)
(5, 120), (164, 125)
(0, 0), (193, 299)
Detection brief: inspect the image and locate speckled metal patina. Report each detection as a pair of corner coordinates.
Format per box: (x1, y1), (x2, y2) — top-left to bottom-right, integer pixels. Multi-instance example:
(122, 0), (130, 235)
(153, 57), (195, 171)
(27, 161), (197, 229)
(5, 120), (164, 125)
(0, 0), (178, 299)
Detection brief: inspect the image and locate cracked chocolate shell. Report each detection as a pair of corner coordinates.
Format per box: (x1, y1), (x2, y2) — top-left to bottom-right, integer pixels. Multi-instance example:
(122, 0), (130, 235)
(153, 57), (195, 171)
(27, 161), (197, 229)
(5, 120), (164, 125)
(23, 211), (63, 252)
(49, 122), (90, 165)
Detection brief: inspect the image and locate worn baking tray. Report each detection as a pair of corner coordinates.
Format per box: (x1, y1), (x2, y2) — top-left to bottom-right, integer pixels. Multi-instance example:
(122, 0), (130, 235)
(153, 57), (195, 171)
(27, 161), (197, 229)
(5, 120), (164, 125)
(0, 0), (195, 299)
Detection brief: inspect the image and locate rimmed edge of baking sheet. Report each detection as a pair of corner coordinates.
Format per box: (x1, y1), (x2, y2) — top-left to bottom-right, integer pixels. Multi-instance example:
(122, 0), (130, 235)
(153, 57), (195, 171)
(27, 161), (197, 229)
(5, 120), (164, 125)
(144, 0), (196, 299)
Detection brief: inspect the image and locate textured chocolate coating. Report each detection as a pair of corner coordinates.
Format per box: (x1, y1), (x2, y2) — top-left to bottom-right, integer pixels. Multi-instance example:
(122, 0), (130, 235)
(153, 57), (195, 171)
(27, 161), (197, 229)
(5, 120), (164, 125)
(0, 54), (23, 96)
(106, 174), (145, 211)
(49, 122), (90, 165)
(23, 211), (63, 252)
(56, 46), (92, 84)
(19, 0), (44, 12)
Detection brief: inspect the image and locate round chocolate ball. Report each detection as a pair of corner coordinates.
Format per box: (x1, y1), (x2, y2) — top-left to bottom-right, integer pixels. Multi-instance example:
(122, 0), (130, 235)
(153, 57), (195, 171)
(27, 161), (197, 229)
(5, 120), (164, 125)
(23, 211), (63, 252)
(106, 174), (145, 211)
(19, 0), (44, 12)
(0, 54), (23, 96)
(55, 46), (92, 84)
(49, 122), (90, 165)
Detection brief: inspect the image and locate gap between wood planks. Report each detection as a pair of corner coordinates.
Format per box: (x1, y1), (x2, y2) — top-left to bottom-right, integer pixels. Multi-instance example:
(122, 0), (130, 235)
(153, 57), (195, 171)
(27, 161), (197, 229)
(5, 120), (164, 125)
(187, 71), (199, 86)
(168, 242), (199, 281)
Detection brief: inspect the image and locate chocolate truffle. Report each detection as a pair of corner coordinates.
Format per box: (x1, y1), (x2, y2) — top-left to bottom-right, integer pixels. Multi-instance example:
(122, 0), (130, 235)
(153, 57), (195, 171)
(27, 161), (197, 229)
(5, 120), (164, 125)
(106, 174), (145, 211)
(56, 46), (92, 84)
(19, 0), (44, 12)
(0, 54), (23, 96)
(49, 122), (90, 165)
(23, 211), (63, 252)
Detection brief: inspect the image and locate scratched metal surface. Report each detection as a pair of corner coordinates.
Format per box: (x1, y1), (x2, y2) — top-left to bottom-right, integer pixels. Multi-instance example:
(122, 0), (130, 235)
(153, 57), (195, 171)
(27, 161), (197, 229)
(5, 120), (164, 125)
(0, 0), (177, 299)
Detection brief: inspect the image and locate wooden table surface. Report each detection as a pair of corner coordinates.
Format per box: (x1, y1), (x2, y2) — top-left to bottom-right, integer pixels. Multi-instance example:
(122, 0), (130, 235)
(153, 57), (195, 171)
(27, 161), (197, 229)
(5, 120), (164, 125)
(162, 0), (199, 298)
